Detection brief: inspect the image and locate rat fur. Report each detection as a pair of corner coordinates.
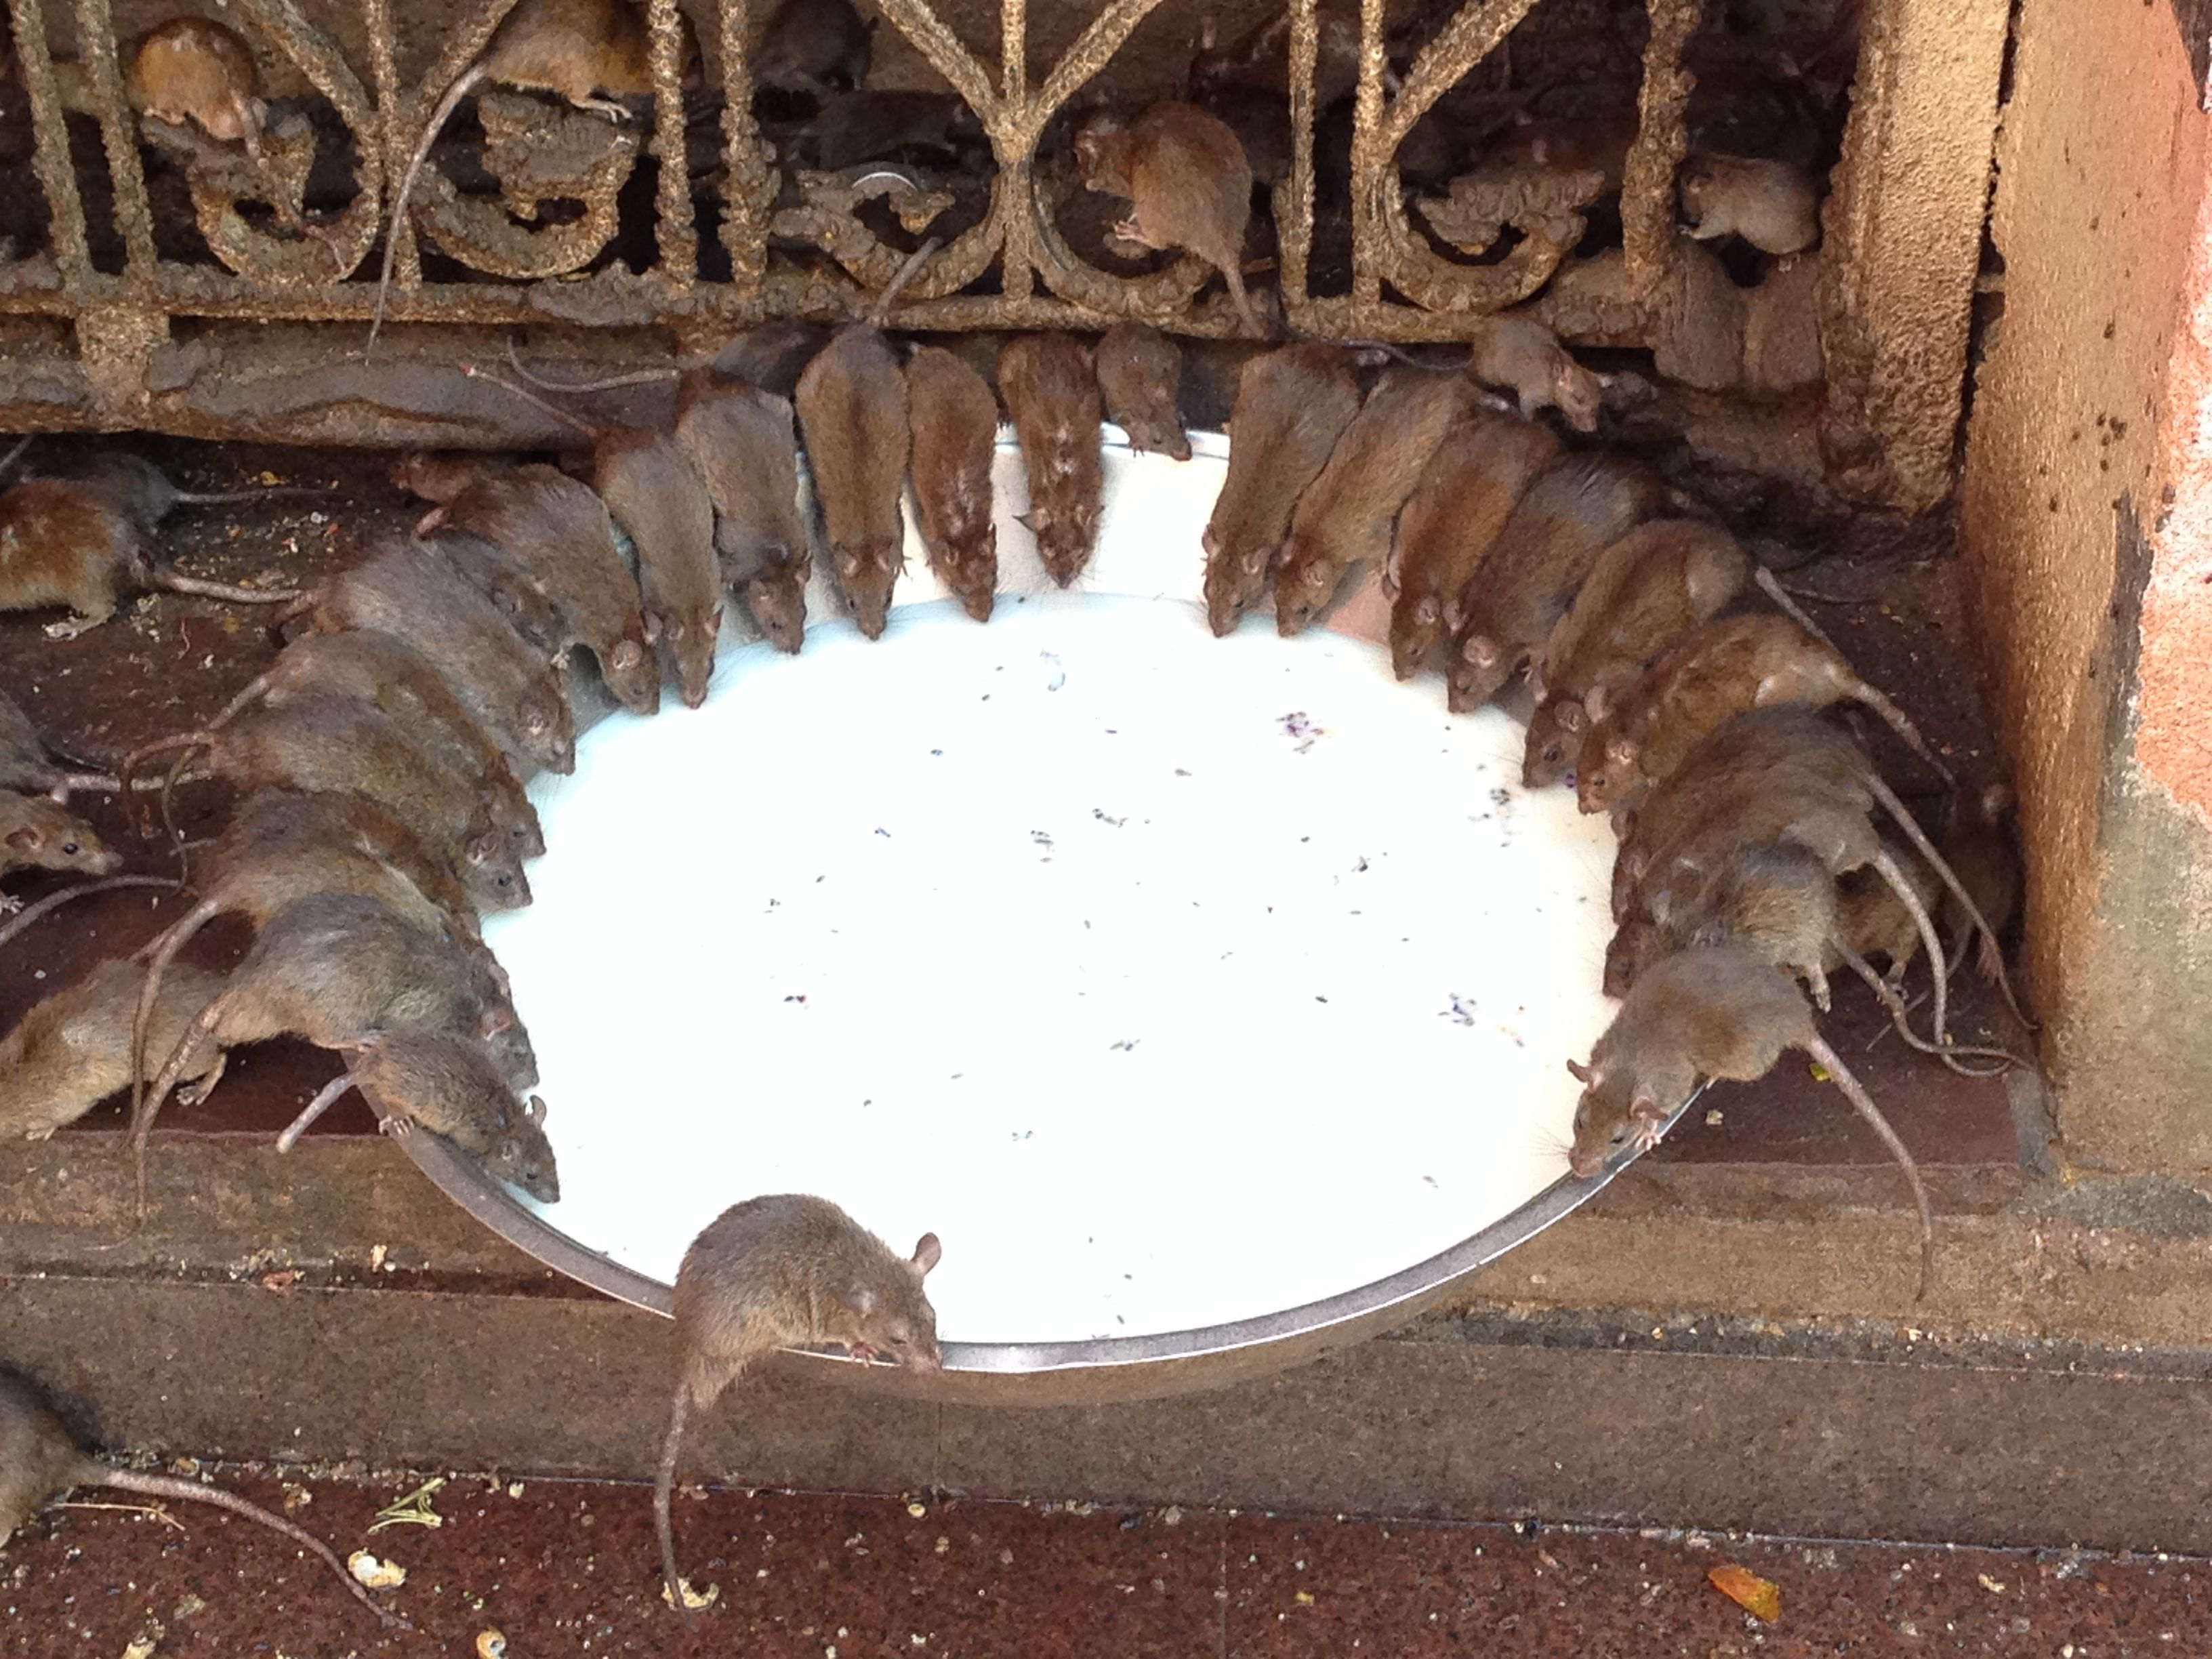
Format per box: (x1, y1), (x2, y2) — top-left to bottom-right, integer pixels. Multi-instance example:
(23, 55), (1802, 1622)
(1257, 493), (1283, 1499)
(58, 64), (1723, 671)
(1075, 102), (1261, 336)
(1203, 344), (1363, 636)
(655, 1195), (939, 1621)
(903, 344), (1001, 621)
(1274, 368), (1479, 636)
(674, 372), (813, 654)
(1093, 322), (1190, 462)
(1000, 333), (1106, 588)
(1574, 613), (1952, 814)
(1446, 453), (1664, 712)
(1522, 518), (1750, 787)
(0, 1368), (403, 1625)
(1566, 942), (1935, 1296)
(1387, 407), (1561, 680)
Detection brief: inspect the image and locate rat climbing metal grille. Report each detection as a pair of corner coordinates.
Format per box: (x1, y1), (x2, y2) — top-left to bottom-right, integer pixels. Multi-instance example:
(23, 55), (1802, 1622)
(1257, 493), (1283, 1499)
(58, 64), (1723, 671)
(0, 0), (1694, 337)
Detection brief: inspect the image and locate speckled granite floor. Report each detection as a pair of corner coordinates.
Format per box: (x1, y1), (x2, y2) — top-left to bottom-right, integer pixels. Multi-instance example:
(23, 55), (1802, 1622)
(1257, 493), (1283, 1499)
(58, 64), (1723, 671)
(4, 1473), (2204, 1657)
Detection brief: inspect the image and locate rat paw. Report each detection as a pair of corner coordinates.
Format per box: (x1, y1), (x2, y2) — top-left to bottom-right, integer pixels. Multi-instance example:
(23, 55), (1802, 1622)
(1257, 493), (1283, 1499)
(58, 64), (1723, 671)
(43, 615), (103, 640)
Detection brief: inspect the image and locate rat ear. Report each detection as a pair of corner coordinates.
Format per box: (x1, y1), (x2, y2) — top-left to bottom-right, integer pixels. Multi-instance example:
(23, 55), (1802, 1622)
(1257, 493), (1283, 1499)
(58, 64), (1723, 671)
(525, 1094), (546, 1126)
(1605, 735), (1638, 766)
(641, 611), (663, 644)
(5, 826), (37, 852)
(1463, 634), (1498, 668)
(912, 1233), (942, 1275)
(1557, 701), (1582, 732)
(478, 1004), (514, 1038)
(1242, 548), (1266, 575)
(468, 828), (501, 863)
(1583, 684), (1608, 722)
(1565, 1057), (1593, 1084)
(840, 1283), (880, 1317)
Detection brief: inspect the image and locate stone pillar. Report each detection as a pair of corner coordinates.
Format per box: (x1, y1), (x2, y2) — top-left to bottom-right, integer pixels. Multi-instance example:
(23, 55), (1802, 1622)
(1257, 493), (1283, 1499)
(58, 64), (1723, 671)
(1960, 0), (2212, 1170)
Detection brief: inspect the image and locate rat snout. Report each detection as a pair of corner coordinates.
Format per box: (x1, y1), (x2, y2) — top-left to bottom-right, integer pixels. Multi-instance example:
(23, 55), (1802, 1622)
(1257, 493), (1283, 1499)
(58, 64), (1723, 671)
(908, 1347), (943, 1375)
(1569, 1147), (1607, 1181)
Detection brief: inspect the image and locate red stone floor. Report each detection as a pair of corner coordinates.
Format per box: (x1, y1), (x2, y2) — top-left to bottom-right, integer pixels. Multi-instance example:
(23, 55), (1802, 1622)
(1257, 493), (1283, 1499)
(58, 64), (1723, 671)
(3, 1472), (2205, 1657)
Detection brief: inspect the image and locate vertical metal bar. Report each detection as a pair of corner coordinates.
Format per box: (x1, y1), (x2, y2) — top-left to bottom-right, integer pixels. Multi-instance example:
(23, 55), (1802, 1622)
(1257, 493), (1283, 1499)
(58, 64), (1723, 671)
(716, 0), (767, 289)
(6, 0), (94, 288)
(1282, 0), (1317, 316)
(1349, 0), (1389, 306)
(647, 0), (697, 286)
(1001, 0), (1025, 107)
(1620, 0), (1700, 298)
(365, 0), (418, 287)
(70, 0), (155, 279)
(998, 0), (1030, 300)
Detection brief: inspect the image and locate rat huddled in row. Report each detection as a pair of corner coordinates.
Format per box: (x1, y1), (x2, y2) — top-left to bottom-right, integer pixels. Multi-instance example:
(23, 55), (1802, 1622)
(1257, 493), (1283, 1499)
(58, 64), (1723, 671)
(0, 334), (2017, 1625)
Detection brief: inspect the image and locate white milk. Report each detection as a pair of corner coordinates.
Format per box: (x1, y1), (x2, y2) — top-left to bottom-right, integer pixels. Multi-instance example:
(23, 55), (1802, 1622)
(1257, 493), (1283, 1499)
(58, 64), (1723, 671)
(480, 431), (1621, 1345)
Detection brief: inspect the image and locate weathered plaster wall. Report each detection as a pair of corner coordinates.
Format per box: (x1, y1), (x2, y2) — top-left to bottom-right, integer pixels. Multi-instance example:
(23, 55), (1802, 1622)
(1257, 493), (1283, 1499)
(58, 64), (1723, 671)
(1961, 0), (2212, 1168)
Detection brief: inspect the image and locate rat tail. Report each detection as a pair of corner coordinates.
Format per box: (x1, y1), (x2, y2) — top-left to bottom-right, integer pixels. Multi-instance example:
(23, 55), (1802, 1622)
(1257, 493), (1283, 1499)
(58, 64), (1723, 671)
(1866, 845), (1950, 1061)
(1847, 680), (1954, 789)
(274, 1071), (358, 1154)
(165, 485), (335, 506)
(130, 898), (224, 1130)
(470, 355), (600, 438)
(0, 876), (180, 951)
(94, 1468), (407, 1629)
(1221, 257), (1263, 340)
(1801, 1031), (1936, 1303)
(369, 62), (489, 356)
(152, 572), (305, 606)
(117, 735), (211, 840)
(1864, 771), (2034, 1030)
(655, 1382), (697, 1626)
(1750, 566), (1841, 653)
(131, 989), (231, 1227)
(867, 237), (941, 328)
(1834, 943), (2022, 1076)
(501, 334), (682, 394)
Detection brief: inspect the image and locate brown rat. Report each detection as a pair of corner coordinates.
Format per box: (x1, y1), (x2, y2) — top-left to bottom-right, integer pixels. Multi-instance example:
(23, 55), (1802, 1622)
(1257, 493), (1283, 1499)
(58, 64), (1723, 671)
(796, 323), (912, 640)
(197, 628), (546, 861)
(1564, 941), (1935, 1296)
(1202, 344), (1363, 636)
(591, 428), (724, 706)
(1075, 102), (1261, 337)
(432, 530), (574, 661)
(275, 1028), (557, 1201)
(1093, 322), (1190, 462)
(1, 958), (228, 1143)
(903, 344), (1000, 622)
(1274, 369), (1478, 636)
(1, 793), (122, 888)
(674, 373), (813, 655)
(1387, 407), (1561, 681)
(999, 333), (1105, 589)
(0, 466), (304, 636)
(754, 0), (872, 97)
(1679, 152), (1820, 256)
(119, 694), (530, 920)
(1613, 707), (2027, 1042)
(0, 689), (140, 801)
(655, 1195), (940, 1620)
(1939, 782), (2019, 983)
(1574, 613), (1952, 815)
(1465, 313), (1604, 433)
(1190, 5), (1366, 108)
(127, 17), (266, 154)
(1522, 518), (1750, 788)
(0, 1368), (405, 1626)
(134, 891), (532, 1211)
(126, 784), (525, 1128)
(390, 450), (510, 505)
(713, 320), (832, 400)
(289, 536), (577, 771)
(422, 460), (661, 708)
(370, 0), (654, 350)
(1446, 453), (1665, 713)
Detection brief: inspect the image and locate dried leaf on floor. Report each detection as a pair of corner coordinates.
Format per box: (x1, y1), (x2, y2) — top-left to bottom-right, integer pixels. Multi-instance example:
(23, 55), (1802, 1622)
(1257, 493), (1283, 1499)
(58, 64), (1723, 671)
(371, 1477), (446, 1532)
(1708, 1563), (1780, 1622)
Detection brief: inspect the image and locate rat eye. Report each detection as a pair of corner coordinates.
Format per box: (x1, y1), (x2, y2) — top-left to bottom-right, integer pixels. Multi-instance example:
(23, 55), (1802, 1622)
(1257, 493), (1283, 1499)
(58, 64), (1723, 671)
(61, 840), (80, 855)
